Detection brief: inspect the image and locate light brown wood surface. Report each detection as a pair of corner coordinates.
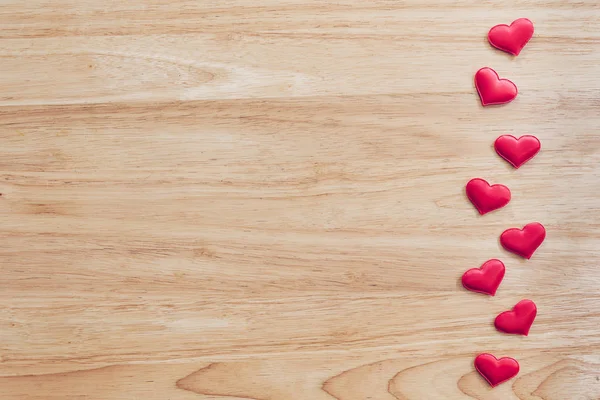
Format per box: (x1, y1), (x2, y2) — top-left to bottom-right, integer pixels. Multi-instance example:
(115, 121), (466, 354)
(1, 1), (600, 399)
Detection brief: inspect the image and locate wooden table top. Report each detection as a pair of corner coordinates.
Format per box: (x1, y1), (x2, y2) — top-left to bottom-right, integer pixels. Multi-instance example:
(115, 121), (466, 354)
(1, 1), (599, 399)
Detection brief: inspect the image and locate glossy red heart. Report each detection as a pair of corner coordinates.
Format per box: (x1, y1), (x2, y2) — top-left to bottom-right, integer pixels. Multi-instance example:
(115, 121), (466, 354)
(495, 135), (541, 168)
(488, 18), (534, 56)
(466, 178), (511, 215)
(474, 353), (520, 387)
(475, 67), (518, 106)
(462, 259), (505, 296)
(500, 222), (546, 259)
(495, 299), (537, 336)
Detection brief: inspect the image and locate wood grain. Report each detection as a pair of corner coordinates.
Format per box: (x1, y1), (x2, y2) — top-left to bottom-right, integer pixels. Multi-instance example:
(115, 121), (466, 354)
(1, 0), (600, 398)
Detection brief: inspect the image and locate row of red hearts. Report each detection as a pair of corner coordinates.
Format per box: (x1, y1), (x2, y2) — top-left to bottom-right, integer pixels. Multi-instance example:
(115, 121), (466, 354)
(466, 18), (539, 388)
(475, 18), (534, 106)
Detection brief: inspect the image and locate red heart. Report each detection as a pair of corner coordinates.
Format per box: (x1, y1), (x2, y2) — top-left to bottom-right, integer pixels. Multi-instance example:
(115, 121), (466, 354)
(461, 259), (505, 296)
(500, 222), (546, 259)
(495, 299), (537, 336)
(488, 18), (534, 56)
(474, 354), (520, 387)
(475, 67), (518, 106)
(495, 135), (541, 168)
(466, 178), (511, 215)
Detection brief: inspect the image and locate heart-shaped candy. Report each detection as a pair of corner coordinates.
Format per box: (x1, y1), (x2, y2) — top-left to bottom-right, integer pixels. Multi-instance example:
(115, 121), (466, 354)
(474, 354), (520, 387)
(466, 178), (511, 215)
(462, 259), (505, 296)
(488, 18), (534, 56)
(495, 135), (541, 168)
(475, 67), (518, 106)
(495, 299), (537, 336)
(500, 222), (546, 259)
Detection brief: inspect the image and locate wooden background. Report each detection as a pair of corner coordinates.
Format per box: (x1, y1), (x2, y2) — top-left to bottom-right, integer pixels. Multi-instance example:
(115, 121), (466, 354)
(1, 1), (599, 399)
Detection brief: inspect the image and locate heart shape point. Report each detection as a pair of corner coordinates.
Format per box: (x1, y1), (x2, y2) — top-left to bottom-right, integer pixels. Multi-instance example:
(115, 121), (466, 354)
(475, 354), (520, 387)
(495, 299), (537, 336)
(488, 18), (534, 56)
(462, 259), (505, 296)
(495, 135), (541, 168)
(466, 178), (511, 215)
(500, 222), (546, 259)
(475, 67), (518, 106)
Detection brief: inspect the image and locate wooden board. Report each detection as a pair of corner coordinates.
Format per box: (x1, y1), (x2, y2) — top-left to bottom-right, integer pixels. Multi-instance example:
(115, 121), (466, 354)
(1, 1), (599, 399)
